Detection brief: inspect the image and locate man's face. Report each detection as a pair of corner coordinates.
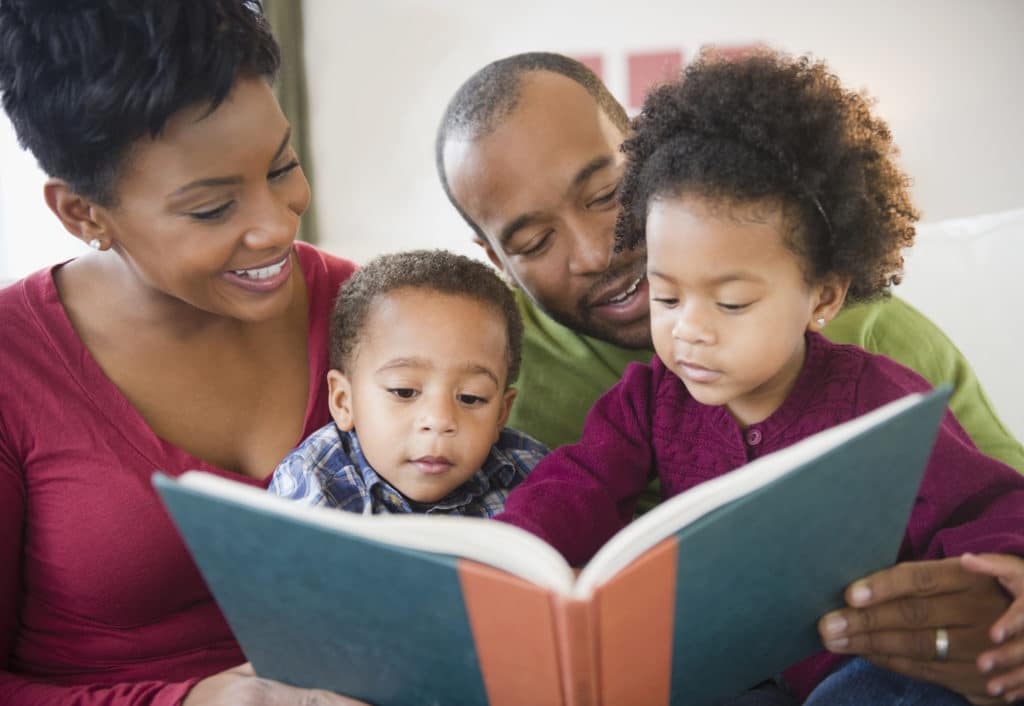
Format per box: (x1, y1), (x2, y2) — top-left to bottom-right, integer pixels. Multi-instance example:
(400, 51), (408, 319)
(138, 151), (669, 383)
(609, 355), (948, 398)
(443, 72), (651, 348)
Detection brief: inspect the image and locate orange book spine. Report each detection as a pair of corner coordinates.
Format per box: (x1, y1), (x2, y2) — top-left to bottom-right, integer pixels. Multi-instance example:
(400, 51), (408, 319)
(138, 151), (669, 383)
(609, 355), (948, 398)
(551, 593), (601, 706)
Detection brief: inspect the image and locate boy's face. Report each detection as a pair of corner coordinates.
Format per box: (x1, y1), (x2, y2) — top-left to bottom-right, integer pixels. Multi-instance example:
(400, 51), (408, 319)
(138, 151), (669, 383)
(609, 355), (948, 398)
(646, 195), (846, 427)
(328, 288), (516, 504)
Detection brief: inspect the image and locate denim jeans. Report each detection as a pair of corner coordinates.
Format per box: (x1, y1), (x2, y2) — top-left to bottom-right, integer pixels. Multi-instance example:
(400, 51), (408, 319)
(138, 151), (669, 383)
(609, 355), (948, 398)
(803, 657), (972, 706)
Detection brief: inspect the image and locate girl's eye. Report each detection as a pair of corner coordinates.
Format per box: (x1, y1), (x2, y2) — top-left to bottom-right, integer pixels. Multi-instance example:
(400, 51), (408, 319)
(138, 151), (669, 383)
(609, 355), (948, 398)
(188, 202), (234, 221)
(269, 160), (301, 181)
(388, 388), (418, 399)
(587, 186), (618, 209)
(518, 231), (552, 257)
(652, 297), (678, 309)
(718, 302), (751, 312)
(458, 394), (488, 406)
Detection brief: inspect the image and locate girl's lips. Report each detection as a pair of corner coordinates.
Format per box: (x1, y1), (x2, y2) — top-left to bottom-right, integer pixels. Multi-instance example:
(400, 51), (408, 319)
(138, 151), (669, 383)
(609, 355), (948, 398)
(678, 361), (722, 384)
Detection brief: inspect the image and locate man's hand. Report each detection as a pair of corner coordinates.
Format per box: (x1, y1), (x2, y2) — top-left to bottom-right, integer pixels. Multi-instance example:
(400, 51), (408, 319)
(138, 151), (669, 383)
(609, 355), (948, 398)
(961, 553), (1024, 702)
(816, 557), (1013, 705)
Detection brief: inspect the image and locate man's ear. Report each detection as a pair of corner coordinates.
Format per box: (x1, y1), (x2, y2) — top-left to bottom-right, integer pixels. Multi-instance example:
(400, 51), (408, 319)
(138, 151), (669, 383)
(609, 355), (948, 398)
(327, 369), (356, 431)
(809, 274), (852, 332)
(473, 235), (515, 287)
(43, 179), (111, 250)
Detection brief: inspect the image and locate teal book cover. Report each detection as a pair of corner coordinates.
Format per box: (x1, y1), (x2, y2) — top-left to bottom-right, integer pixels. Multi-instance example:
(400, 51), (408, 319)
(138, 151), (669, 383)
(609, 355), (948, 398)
(154, 386), (950, 706)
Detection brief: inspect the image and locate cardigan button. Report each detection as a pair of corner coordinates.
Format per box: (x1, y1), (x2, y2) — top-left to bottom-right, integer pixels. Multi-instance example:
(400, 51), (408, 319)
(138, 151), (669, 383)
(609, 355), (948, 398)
(745, 428), (763, 446)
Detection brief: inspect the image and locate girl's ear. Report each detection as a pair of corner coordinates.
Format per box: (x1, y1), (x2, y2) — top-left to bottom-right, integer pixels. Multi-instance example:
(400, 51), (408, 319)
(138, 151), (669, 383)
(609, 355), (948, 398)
(809, 274), (852, 332)
(327, 369), (356, 431)
(43, 179), (111, 250)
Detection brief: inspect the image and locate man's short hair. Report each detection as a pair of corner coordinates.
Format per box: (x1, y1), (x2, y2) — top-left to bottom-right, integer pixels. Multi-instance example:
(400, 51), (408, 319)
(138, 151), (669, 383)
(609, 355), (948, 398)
(435, 52), (630, 239)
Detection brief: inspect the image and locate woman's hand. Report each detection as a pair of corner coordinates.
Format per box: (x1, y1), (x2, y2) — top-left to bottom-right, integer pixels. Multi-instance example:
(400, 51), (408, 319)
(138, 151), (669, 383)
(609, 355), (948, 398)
(961, 552), (1024, 701)
(815, 557), (1012, 705)
(183, 663), (373, 706)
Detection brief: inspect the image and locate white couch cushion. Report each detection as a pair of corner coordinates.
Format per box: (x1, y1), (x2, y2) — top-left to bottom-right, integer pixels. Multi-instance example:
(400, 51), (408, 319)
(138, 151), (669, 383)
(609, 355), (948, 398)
(897, 208), (1024, 441)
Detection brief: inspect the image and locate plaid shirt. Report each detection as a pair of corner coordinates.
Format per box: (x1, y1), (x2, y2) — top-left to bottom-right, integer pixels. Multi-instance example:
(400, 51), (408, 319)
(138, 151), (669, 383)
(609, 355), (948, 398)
(268, 423), (548, 517)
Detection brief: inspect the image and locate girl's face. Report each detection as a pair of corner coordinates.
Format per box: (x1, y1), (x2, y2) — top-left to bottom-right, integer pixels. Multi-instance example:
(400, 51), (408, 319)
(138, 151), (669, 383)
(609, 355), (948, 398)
(646, 194), (841, 427)
(90, 76), (311, 323)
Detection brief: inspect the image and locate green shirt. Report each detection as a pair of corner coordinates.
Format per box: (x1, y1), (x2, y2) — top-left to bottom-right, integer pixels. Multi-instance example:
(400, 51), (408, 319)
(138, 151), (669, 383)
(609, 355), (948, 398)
(508, 290), (1024, 473)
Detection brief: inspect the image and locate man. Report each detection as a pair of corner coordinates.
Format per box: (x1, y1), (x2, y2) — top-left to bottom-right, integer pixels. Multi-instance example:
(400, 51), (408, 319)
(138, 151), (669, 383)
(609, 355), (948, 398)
(435, 52), (1024, 704)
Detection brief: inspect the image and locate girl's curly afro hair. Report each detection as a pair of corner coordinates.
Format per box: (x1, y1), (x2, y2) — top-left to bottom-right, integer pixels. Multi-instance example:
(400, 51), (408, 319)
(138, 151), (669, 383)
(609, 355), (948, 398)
(615, 48), (919, 302)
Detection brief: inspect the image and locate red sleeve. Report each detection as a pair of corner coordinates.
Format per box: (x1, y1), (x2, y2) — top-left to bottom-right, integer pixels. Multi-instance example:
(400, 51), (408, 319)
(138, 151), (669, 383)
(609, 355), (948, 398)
(855, 355), (1024, 561)
(496, 361), (660, 566)
(0, 433), (200, 706)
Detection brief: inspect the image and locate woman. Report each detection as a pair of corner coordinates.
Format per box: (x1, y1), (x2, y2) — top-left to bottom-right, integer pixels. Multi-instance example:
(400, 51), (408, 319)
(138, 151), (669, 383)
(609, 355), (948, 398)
(0, 2), (365, 704)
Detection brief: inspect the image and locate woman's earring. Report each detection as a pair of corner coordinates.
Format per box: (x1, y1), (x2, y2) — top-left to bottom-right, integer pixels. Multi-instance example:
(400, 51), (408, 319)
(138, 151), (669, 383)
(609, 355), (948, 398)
(816, 317), (826, 327)
(88, 238), (102, 250)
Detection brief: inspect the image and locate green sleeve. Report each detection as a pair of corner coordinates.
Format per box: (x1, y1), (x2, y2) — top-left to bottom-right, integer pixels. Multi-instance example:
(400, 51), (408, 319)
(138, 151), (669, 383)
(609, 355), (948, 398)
(826, 297), (1024, 472)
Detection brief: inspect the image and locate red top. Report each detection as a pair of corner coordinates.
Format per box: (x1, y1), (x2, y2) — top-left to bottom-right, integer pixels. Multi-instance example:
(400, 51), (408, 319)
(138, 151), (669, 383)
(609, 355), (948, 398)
(0, 242), (356, 706)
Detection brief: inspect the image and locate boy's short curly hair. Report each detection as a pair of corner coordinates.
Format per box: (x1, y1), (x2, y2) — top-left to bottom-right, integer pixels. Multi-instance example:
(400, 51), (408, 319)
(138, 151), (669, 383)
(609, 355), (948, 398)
(615, 49), (919, 302)
(330, 250), (523, 386)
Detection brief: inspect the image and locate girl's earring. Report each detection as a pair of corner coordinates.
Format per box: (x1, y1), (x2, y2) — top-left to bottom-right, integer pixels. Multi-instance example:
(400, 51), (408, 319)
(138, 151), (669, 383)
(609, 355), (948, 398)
(88, 238), (103, 251)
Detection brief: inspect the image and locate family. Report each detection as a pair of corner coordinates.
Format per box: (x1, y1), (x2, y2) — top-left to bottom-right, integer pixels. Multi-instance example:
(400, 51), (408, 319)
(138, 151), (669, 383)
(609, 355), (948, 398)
(2, 2), (1024, 706)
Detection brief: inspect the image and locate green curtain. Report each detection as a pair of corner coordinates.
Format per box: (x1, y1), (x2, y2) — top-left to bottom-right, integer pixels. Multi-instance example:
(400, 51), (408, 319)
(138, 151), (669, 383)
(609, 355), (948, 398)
(263, 0), (318, 244)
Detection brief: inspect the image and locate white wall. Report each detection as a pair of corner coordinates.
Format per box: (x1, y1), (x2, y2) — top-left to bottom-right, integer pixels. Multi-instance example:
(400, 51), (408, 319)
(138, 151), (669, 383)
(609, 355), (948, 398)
(302, 0), (1024, 265)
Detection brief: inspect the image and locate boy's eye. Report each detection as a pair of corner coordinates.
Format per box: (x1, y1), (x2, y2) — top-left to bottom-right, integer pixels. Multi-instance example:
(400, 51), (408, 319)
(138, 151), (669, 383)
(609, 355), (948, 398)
(457, 394), (488, 406)
(388, 388), (418, 399)
(188, 202), (234, 221)
(269, 160), (301, 181)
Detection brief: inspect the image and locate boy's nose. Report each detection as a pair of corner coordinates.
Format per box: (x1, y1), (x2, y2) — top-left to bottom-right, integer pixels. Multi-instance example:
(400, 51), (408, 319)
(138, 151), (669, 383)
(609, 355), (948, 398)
(418, 399), (457, 435)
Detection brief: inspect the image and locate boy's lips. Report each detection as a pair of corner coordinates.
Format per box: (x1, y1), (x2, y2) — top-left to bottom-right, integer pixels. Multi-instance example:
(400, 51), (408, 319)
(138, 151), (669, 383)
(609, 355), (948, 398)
(411, 456), (454, 475)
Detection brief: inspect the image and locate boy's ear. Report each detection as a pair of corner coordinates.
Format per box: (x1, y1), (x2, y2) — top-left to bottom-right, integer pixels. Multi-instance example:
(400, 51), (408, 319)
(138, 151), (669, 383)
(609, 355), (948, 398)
(327, 369), (356, 431)
(43, 179), (111, 250)
(495, 387), (517, 434)
(809, 274), (852, 332)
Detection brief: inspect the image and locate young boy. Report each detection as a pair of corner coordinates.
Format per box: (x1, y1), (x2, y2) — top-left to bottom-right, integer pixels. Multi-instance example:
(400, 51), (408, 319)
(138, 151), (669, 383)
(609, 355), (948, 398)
(269, 249), (547, 516)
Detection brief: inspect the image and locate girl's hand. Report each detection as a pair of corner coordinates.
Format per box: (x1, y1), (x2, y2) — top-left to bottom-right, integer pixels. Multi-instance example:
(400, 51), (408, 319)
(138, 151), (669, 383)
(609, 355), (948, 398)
(815, 557), (1011, 705)
(961, 552), (1024, 702)
(183, 662), (373, 706)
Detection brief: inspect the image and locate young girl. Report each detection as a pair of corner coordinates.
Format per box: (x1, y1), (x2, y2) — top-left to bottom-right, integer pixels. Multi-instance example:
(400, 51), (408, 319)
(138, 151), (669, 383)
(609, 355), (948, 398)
(494, 50), (1024, 705)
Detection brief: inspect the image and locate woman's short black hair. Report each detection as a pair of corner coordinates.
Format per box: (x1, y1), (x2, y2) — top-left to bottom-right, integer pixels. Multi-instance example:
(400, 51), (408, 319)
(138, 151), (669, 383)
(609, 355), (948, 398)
(0, 0), (280, 205)
(330, 250), (524, 387)
(615, 49), (919, 302)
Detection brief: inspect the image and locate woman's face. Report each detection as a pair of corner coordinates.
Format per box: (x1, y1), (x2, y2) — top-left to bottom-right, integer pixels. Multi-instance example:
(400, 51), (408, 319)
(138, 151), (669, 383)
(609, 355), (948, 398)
(95, 76), (311, 323)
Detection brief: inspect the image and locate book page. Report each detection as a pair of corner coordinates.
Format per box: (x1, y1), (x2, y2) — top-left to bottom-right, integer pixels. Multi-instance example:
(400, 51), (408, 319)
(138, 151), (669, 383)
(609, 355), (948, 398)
(573, 393), (923, 598)
(173, 472), (579, 594)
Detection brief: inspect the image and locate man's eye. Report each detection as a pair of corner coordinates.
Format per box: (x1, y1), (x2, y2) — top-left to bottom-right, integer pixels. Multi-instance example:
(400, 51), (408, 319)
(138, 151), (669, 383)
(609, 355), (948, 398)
(388, 388), (418, 399)
(188, 202), (234, 221)
(519, 231), (552, 257)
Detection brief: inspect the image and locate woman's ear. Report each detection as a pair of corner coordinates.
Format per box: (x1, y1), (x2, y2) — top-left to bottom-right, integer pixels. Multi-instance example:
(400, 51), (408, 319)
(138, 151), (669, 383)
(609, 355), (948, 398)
(327, 369), (356, 431)
(809, 274), (852, 332)
(43, 179), (111, 250)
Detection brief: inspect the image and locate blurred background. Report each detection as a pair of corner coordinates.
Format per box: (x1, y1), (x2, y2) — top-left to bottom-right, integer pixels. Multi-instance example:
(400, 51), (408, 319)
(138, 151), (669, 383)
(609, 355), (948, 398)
(1, 0), (1022, 275)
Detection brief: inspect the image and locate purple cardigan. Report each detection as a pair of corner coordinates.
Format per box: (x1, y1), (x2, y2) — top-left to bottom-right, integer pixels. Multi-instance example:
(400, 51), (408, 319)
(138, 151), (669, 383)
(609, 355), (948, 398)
(496, 332), (1024, 698)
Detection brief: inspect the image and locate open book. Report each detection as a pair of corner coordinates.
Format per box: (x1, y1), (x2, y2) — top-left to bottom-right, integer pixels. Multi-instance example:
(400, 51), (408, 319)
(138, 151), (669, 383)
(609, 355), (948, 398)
(154, 386), (950, 706)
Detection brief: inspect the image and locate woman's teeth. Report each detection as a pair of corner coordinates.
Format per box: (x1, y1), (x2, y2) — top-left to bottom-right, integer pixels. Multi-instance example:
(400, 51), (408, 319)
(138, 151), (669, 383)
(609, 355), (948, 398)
(607, 277), (642, 304)
(232, 259), (286, 280)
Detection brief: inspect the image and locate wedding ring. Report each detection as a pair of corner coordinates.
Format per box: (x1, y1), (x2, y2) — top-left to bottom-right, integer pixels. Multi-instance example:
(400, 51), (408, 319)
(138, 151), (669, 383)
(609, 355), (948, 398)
(935, 627), (950, 661)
